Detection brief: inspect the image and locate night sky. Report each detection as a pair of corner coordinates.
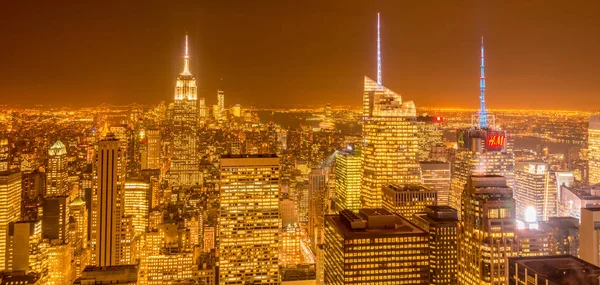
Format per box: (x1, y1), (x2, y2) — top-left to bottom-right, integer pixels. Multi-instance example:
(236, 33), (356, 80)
(1, 0), (599, 110)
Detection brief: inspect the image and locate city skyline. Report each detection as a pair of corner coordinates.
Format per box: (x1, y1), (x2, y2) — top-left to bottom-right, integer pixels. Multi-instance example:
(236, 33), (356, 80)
(1, 1), (599, 110)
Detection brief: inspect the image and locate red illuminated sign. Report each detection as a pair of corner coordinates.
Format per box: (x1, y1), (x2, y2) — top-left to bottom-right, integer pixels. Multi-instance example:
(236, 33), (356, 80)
(486, 133), (505, 150)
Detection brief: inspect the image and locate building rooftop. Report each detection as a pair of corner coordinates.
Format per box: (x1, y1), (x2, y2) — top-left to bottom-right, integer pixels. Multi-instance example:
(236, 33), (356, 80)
(422, 206), (459, 221)
(48, 140), (67, 156)
(220, 154), (278, 159)
(326, 208), (426, 239)
(0, 273), (40, 285)
(384, 183), (433, 193)
(510, 255), (600, 285)
(562, 184), (600, 200)
(468, 175), (512, 194)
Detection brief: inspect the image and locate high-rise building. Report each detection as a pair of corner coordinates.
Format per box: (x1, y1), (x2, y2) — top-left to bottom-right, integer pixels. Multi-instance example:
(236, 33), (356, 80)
(508, 255), (600, 285)
(0, 138), (9, 172)
(515, 229), (549, 257)
(514, 161), (555, 222)
(42, 195), (70, 243)
(145, 129), (160, 170)
(416, 115), (445, 162)
(47, 243), (73, 285)
(413, 206), (459, 285)
(382, 183), (437, 222)
(70, 197), (88, 249)
(171, 34), (199, 186)
(334, 147), (361, 212)
(308, 168), (327, 251)
(218, 154), (281, 284)
(450, 39), (515, 213)
(558, 184), (600, 220)
(231, 104), (241, 118)
(198, 97), (206, 117)
(280, 223), (302, 266)
(46, 140), (69, 196)
(538, 216), (579, 256)
(360, 16), (419, 208)
(458, 175), (517, 285)
(217, 89), (225, 120)
(420, 161), (451, 206)
(123, 180), (149, 237)
(6, 220), (45, 273)
(0, 170), (21, 271)
(589, 112), (600, 184)
(146, 252), (195, 285)
(549, 171), (574, 205)
(323, 208), (430, 284)
(580, 207), (600, 266)
(92, 134), (126, 266)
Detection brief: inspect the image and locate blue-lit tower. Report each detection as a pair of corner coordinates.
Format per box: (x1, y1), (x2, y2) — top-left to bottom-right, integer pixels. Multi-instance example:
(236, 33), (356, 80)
(479, 37), (487, 128)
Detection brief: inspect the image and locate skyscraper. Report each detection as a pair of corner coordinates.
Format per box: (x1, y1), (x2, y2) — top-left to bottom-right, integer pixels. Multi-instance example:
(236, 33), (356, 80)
(589, 112), (600, 184)
(538, 216), (579, 256)
(46, 140), (69, 196)
(218, 154), (281, 284)
(580, 207), (600, 266)
(323, 209), (430, 284)
(508, 255), (600, 285)
(6, 220), (45, 274)
(413, 206), (459, 285)
(217, 89), (225, 120)
(382, 183), (437, 222)
(458, 175), (517, 285)
(514, 161), (555, 222)
(308, 168), (327, 252)
(420, 161), (451, 206)
(145, 129), (160, 170)
(0, 170), (21, 271)
(123, 180), (150, 237)
(450, 39), (514, 213)
(92, 133), (126, 266)
(0, 138), (9, 172)
(334, 147), (361, 212)
(361, 13), (420, 208)
(42, 196), (70, 243)
(171, 34), (199, 186)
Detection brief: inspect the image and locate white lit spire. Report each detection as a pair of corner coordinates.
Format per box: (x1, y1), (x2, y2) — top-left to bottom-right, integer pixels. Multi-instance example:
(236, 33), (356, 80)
(377, 12), (382, 85)
(182, 33), (191, 75)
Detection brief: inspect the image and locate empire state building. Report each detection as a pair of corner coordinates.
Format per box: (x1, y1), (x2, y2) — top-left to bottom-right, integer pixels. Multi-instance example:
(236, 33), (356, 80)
(171, 34), (199, 186)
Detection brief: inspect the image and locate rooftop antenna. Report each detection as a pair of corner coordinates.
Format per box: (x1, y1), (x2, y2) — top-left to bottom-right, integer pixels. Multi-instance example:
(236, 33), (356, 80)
(377, 12), (382, 85)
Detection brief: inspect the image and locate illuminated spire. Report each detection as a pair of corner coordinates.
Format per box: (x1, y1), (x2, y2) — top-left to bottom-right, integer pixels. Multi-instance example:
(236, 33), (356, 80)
(479, 36), (487, 128)
(377, 12), (382, 85)
(101, 121), (109, 137)
(182, 33), (191, 75)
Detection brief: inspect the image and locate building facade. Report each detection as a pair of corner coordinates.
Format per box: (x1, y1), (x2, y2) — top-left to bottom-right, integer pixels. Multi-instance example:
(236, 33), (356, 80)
(171, 35), (199, 186)
(218, 154), (281, 284)
(92, 134), (126, 266)
(334, 148), (361, 212)
(413, 206), (459, 285)
(589, 112), (600, 184)
(458, 175), (517, 285)
(0, 170), (21, 271)
(514, 161), (555, 222)
(324, 209), (429, 284)
(46, 140), (69, 196)
(382, 183), (436, 222)
(420, 161), (451, 206)
(360, 76), (419, 208)
(580, 207), (600, 266)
